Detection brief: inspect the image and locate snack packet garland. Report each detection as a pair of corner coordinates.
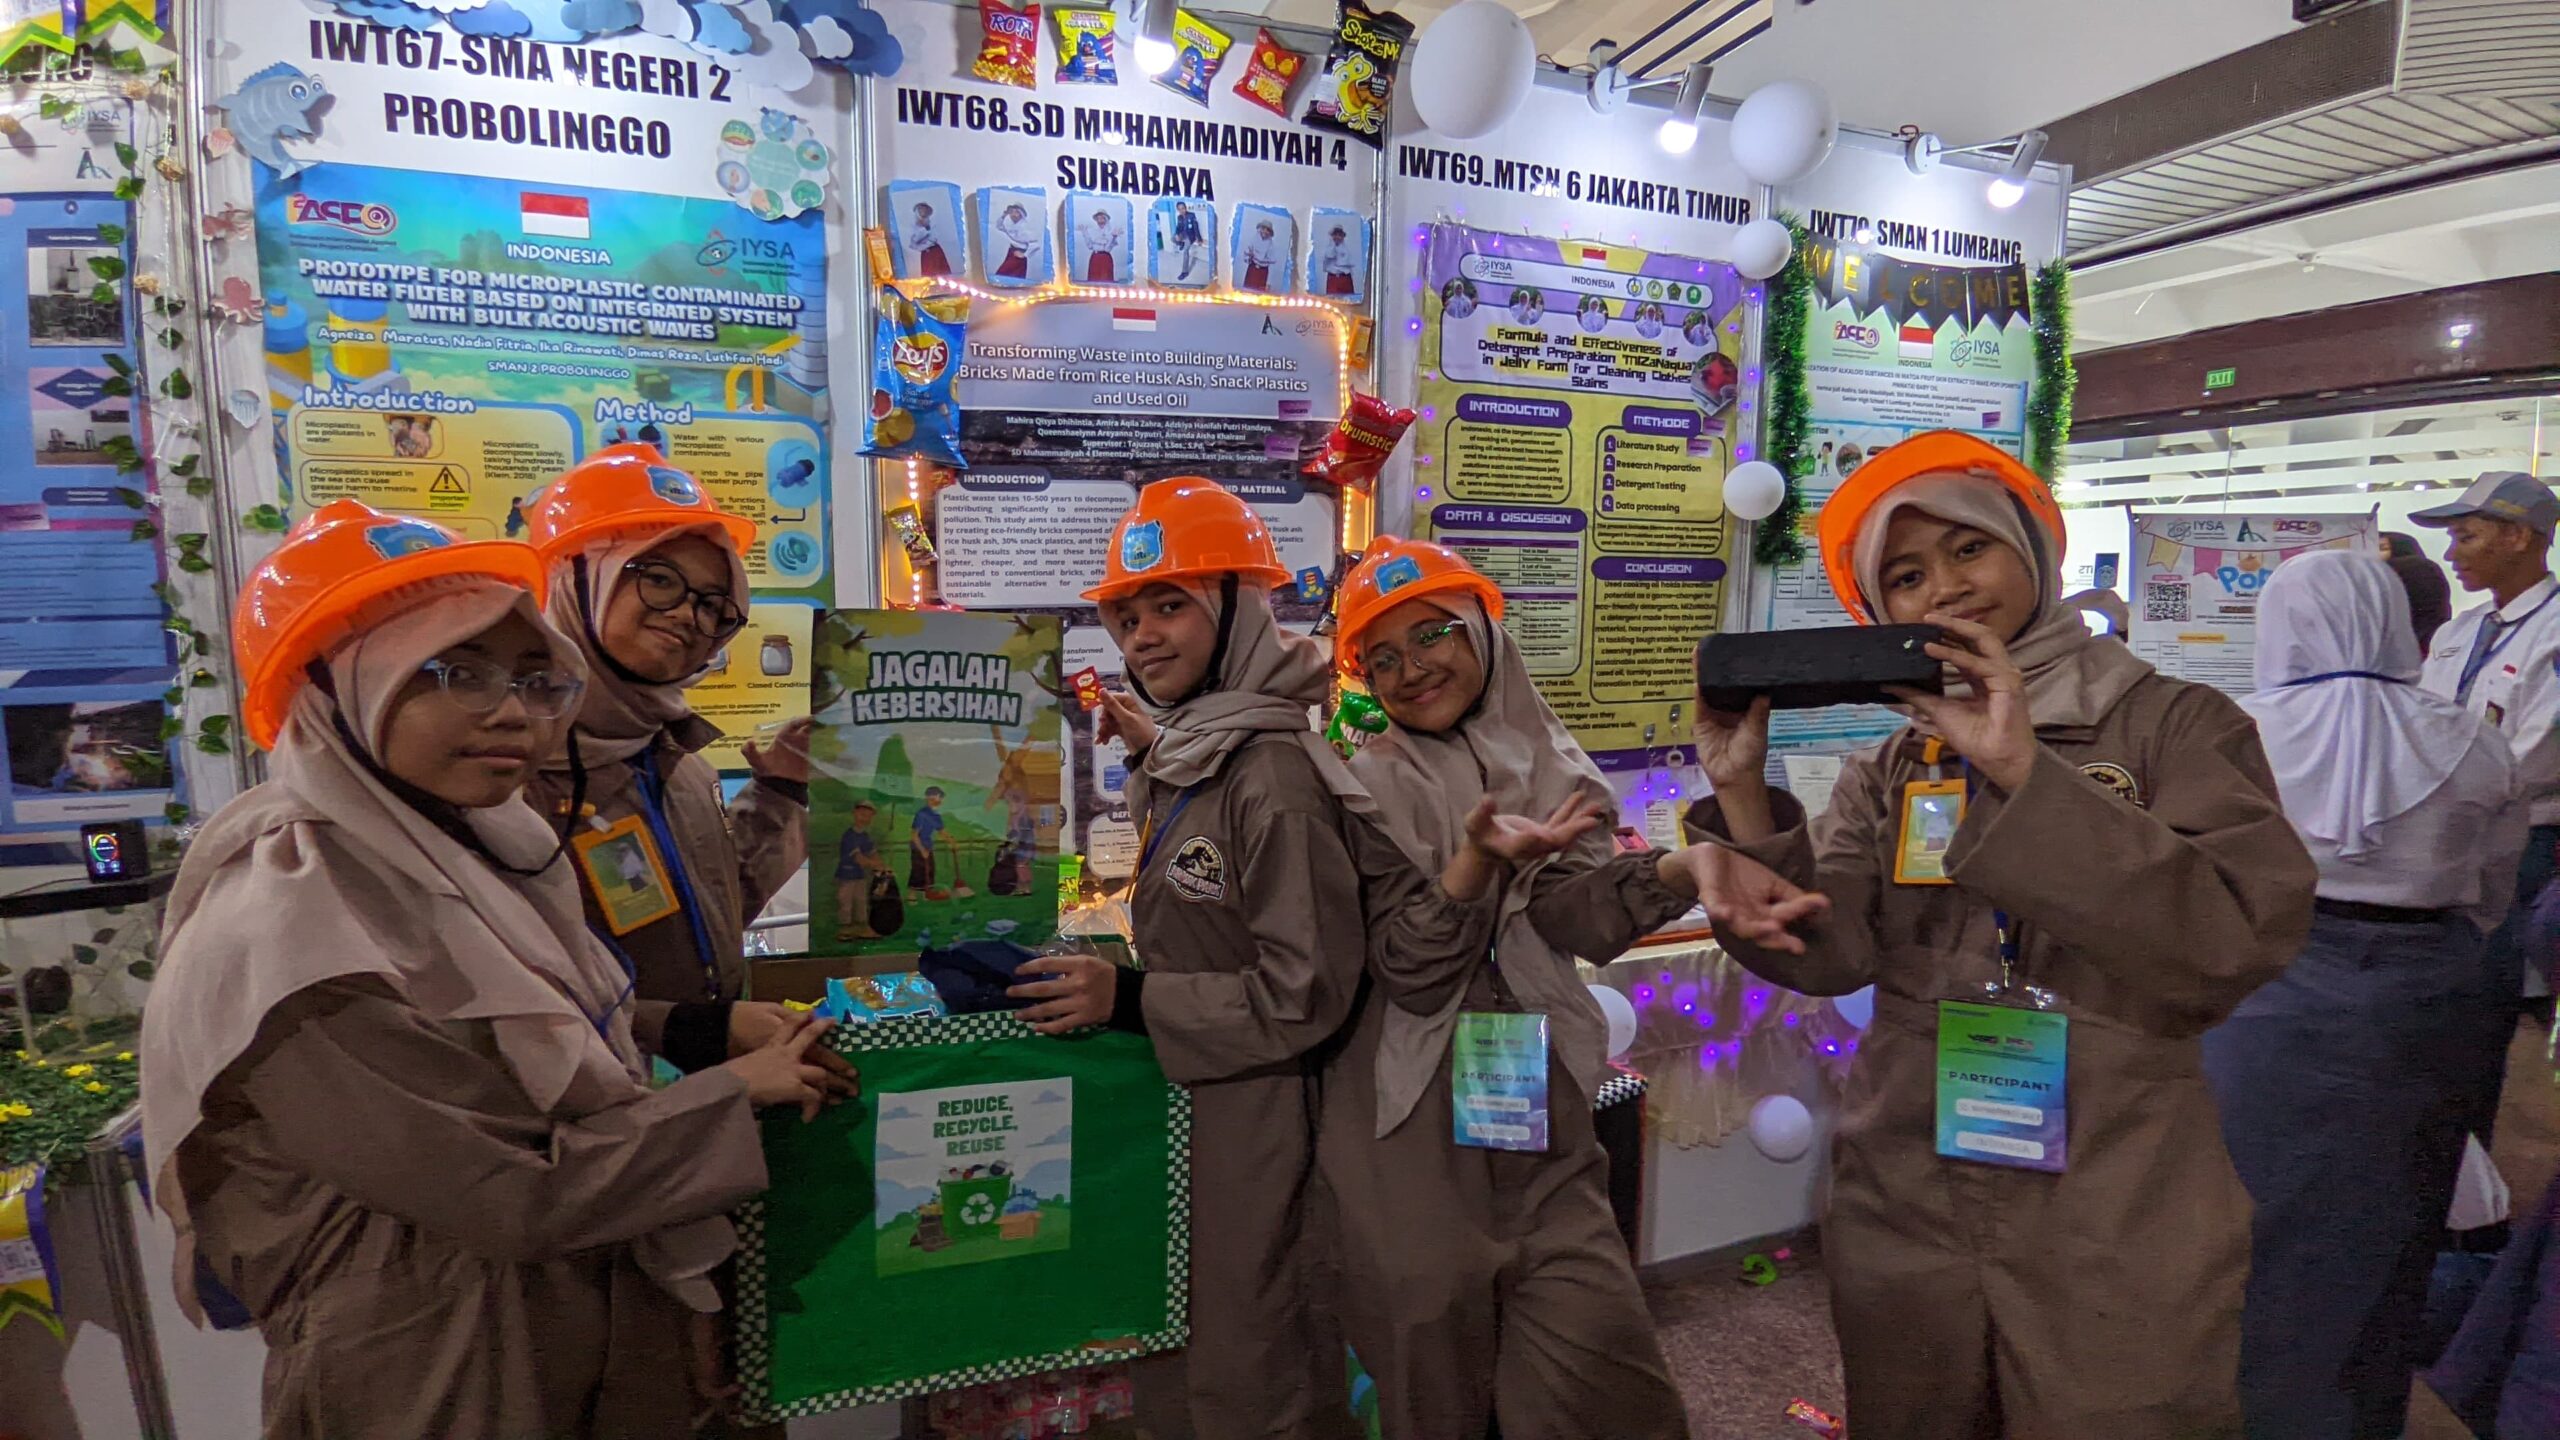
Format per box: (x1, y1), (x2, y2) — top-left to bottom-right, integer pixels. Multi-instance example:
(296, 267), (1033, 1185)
(1052, 7), (1118, 84)
(972, 0), (1040, 88)
(1302, 391), (1418, 490)
(1302, 0), (1411, 149)
(864, 287), (971, 469)
(1233, 28), (1305, 116)
(1154, 8), (1233, 106)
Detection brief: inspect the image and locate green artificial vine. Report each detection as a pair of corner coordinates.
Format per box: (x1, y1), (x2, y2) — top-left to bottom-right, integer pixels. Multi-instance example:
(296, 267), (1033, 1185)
(2027, 259), (2076, 483)
(1752, 214), (1816, 568)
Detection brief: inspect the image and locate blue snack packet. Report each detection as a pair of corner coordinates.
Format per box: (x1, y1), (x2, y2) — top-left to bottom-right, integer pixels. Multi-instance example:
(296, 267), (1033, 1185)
(863, 286), (969, 469)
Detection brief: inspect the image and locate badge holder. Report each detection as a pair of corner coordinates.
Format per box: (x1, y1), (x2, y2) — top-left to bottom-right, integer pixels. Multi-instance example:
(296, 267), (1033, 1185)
(1931, 753), (2068, 1173)
(1451, 957), (1549, 1153)
(572, 812), (683, 936)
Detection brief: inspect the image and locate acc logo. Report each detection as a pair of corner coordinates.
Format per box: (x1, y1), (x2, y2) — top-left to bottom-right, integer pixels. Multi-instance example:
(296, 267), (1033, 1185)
(364, 519), (450, 559)
(1120, 518), (1165, 574)
(1166, 834), (1227, 903)
(892, 333), (951, 386)
(2272, 519), (2321, 535)
(645, 466), (701, 505)
(1373, 554), (1423, 595)
(1833, 321), (1881, 350)
(286, 194), (397, 236)
(2080, 762), (2143, 807)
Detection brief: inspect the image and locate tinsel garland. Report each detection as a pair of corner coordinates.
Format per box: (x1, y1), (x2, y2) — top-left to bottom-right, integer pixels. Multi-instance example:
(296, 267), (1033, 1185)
(2027, 259), (2076, 482)
(1752, 215), (1816, 567)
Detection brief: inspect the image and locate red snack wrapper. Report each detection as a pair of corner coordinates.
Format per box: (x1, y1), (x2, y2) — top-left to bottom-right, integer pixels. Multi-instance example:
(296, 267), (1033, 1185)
(1233, 27), (1305, 117)
(1301, 391), (1417, 490)
(1071, 667), (1105, 710)
(1785, 1399), (1846, 1438)
(972, 0), (1040, 88)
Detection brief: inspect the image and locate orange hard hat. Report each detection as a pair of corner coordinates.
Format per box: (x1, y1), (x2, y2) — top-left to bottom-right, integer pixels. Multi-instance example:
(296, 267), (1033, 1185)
(1816, 430), (2065, 624)
(234, 500), (546, 750)
(1082, 476), (1290, 602)
(519, 444), (755, 566)
(1333, 536), (1505, 676)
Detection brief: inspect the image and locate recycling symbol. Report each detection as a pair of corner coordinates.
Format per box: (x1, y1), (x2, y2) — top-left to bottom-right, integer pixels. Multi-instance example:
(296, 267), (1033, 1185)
(960, 1193), (998, 1226)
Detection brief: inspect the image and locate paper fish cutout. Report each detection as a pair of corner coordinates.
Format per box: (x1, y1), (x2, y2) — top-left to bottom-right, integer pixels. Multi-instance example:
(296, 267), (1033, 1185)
(211, 63), (329, 180)
(202, 127), (235, 159)
(200, 205), (253, 242)
(214, 276), (263, 325)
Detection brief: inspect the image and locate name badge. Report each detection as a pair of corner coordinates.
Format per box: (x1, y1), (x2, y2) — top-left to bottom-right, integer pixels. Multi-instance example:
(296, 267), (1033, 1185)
(573, 813), (682, 935)
(2484, 662), (2523, 728)
(1894, 778), (1965, 885)
(1452, 1011), (1549, 1152)
(1935, 1000), (2067, 1173)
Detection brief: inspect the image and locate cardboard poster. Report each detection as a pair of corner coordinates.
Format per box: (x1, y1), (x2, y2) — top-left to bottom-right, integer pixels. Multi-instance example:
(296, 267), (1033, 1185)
(873, 1078), (1074, 1274)
(810, 609), (1064, 956)
(1415, 224), (1746, 767)
(2130, 510), (2376, 696)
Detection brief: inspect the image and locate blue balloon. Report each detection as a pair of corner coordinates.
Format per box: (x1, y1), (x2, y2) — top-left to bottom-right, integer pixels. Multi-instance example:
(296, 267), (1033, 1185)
(1833, 986), (1875, 1030)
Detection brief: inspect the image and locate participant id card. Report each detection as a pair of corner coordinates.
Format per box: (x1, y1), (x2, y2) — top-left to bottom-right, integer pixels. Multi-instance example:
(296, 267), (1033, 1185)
(1452, 1011), (1549, 1152)
(1935, 1001), (2067, 1172)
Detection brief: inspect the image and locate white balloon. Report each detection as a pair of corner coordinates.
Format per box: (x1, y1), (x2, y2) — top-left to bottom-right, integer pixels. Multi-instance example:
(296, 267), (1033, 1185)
(1833, 986), (1875, 1030)
(1723, 460), (1787, 522)
(1729, 217), (1793, 280)
(1408, 1), (1537, 141)
(1747, 1094), (1817, 1163)
(1588, 983), (1638, 1061)
(1729, 79), (1839, 186)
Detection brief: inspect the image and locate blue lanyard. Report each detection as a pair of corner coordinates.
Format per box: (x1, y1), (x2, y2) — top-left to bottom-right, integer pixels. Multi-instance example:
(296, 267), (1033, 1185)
(1139, 787), (1199, 872)
(2282, 670), (2406, 687)
(2458, 590), (2558, 701)
(620, 748), (727, 1002)
(1959, 762), (2020, 994)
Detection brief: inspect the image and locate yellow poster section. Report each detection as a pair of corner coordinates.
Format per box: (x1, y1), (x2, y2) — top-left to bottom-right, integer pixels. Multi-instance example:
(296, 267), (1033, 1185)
(687, 602), (816, 772)
(288, 405), (827, 591)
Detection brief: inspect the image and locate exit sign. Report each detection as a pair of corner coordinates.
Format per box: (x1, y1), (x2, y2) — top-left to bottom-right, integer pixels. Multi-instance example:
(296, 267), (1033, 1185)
(2204, 366), (2238, 391)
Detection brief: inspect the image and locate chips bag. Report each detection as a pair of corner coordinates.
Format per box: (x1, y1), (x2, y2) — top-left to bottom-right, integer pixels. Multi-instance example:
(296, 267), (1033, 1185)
(1303, 0), (1411, 149)
(972, 0), (1040, 89)
(1302, 391), (1417, 490)
(1154, 9), (1232, 106)
(1052, 7), (1118, 84)
(865, 287), (970, 469)
(1233, 28), (1305, 116)
(885, 501), (938, 567)
(0, 1163), (61, 1339)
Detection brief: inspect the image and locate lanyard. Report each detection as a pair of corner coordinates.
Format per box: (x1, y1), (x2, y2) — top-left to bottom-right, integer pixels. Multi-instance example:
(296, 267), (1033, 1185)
(2281, 670), (2406, 687)
(1138, 786), (1200, 873)
(1960, 760), (2049, 1009)
(623, 748), (727, 1002)
(2457, 589), (2557, 701)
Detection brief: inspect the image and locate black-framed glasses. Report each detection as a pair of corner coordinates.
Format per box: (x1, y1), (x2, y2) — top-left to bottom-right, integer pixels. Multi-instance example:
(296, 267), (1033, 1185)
(1360, 620), (1464, 682)
(419, 658), (585, 718)
(624, 559), (748, 640)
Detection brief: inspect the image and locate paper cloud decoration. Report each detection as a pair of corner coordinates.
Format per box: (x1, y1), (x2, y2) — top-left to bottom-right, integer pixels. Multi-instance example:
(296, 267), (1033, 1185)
(449, 0), (533, 35)
(560, 0), (642, 32)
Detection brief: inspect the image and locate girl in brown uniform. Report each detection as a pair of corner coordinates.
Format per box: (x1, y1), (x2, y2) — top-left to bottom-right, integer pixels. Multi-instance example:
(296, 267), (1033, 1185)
(1688, 431), (2316, 1439)
(140, 502), (844, 1439)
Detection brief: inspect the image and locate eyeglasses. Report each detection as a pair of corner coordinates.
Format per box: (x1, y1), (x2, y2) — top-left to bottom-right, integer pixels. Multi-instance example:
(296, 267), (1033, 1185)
(419, 658), (585, 718)
(1360, 620), (1464, 682)
(624, 559), (747, 640)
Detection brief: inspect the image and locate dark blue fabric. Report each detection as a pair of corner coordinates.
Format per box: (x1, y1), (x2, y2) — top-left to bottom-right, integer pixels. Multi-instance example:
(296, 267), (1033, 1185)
(2203, 910), (2493, 1439)
(2474, 826), (2560, 1139)
(917, 940), (1043, 1014)
(2429, 1168), (2560, 1438)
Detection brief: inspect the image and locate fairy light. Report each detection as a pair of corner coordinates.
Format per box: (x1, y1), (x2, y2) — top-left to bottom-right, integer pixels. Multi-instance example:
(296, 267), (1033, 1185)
(904, 455), (924, 607)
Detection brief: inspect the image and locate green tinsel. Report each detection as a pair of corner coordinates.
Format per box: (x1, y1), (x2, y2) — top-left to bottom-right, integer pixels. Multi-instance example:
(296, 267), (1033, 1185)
(1752, 215), (1816, 568)
(2026, 259), (2076, 483)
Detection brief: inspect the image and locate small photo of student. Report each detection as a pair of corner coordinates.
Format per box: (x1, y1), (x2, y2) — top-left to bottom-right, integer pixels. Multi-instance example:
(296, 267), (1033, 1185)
(887, 179), (965, 280)
(1306, 208), (1367, 303)
(976, 186), (1052, 289)
(1148, 198), (1215, 289)
(1231, 204), (1295, 295)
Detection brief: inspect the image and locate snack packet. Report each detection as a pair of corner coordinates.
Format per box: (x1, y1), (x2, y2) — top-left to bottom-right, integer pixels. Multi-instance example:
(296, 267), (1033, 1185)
(1232, 27), (1304, 117)
(1154, 9), (1231, 106)
(822, 972), (949, 1022)
(865, 287), (970, 469)
(1302, 391), (1417, 489)
(972, 0), (1040, 89)
(1051, 7), (1118, 84)
(1302, 0), (1411, 150)
(1784, 1399), (1846, 1439)
(886, 501), (937, 567)
(0, 1163), (61, 1337)
(1070, 666), (1106, 710)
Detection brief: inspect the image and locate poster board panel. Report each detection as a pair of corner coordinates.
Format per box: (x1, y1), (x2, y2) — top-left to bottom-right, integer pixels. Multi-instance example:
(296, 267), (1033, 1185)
(2130, 510), (2377, 696)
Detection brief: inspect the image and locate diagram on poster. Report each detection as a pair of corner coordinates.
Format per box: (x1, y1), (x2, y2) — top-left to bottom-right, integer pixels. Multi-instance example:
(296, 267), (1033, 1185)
(874, 1078), (1075, 1275)
(1416, 224), (1744, 765)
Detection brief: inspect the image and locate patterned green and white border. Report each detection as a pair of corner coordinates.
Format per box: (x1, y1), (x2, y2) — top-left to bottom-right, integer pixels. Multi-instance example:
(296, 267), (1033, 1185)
(734, 1012), (1194, 1424)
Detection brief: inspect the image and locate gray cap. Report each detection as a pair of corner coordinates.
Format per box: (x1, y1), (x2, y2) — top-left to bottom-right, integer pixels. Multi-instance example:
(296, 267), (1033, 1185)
(2410, 470), (2560, 535)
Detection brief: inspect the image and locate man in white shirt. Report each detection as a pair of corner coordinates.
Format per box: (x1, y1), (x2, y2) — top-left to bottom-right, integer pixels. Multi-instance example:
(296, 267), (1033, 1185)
(2415, 469), (2560, 1133)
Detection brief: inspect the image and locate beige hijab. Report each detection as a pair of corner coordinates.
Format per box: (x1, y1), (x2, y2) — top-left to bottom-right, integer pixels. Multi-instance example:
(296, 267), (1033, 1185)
(1849, 471), (2151, 729)
(1350, 597), (1621, 1137)
(1126, 580), (1370, 814)
(141, 581), (734, 1317)
(543, 525), (750, 764)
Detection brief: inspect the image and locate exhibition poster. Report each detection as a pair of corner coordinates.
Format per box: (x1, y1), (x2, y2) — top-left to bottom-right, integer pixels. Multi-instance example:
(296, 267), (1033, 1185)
(809, 608), (1064, 958)
(1763, 239), (2036, 754)
(250, 160), (831, 599)
(738, 1014), (1188, 1420)
(1414, 224), (1746, 767)
(0, 82), (179, 852)
(685, 602), (817, 772)
(2130, 510), (2376, 696)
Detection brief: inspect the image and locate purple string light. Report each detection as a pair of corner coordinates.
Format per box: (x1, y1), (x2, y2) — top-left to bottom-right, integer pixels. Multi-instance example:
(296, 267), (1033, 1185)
(1417, 485), (1433, 499)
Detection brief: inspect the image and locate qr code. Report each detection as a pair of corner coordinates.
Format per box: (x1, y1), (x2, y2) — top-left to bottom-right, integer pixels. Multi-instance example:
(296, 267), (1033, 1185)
(2143, 582), (2190, 624)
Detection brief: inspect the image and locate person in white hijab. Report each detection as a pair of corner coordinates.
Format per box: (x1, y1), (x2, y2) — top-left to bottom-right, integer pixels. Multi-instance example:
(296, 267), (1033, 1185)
(2205, 547), (2525, 1439)
(142, 508), (842, 1440)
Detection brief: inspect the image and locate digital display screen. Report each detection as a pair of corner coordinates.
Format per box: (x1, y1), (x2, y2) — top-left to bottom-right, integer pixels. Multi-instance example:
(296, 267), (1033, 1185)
(80, 820), (144, 882)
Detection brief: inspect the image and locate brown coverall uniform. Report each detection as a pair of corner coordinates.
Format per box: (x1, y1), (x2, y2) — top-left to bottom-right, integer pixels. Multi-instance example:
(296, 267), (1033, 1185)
(1692, 674), (2316, 1440)
(1321, 849), (1694, 1439)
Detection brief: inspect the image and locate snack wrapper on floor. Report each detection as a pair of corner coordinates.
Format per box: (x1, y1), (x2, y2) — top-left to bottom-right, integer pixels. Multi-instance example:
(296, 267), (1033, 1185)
(1785, 1399), (1846, 1438)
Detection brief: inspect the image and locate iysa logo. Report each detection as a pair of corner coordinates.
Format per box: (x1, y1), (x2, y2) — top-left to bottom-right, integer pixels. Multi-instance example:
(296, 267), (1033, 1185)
(364, 520), (450, 559)
(1950, 336), (2003, 367)
(893, 334), (951, 385)
(1120, 519), (1166, 574)
(1833, 321), (1881, 350)
(287, 194), (397, 236)
(696, 229), (797, 269)
(645, 466), (701, 505)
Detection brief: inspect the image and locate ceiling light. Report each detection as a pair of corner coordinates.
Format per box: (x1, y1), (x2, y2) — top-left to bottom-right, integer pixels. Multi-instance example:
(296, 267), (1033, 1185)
(1985, 129), (2046, 209)
(1136, 0), (1177, 76)
(1657, 62), (1712, 154)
